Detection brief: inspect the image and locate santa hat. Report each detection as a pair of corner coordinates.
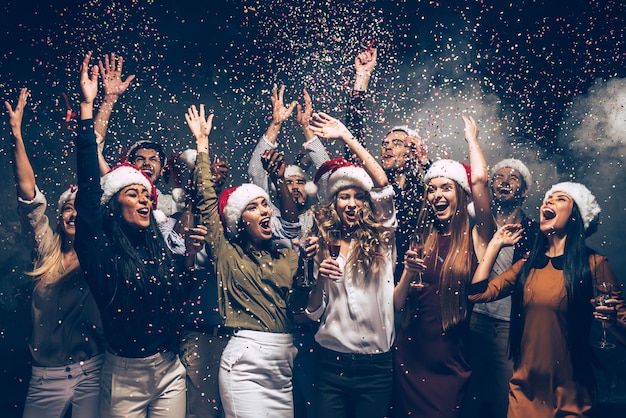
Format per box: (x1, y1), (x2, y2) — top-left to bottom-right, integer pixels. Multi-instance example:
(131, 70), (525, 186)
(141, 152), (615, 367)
(164, 149), (198, 203)
(121, 140), (165, 166)
(100, 163), (156, 206)
(423, 159), (472, 196)
(313, 158), (374, 197)
(491, 158), (532, 189)
(218, 184), (270, 237)
(543, 182), (600, 231)
(284, 164), (317, 196)
(57, 185), (78, 212)
(387, 125), (419, 138)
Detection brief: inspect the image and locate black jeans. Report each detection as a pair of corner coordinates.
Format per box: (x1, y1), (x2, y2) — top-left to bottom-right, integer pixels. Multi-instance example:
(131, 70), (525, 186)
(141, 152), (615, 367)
(315, 347), (393, 418)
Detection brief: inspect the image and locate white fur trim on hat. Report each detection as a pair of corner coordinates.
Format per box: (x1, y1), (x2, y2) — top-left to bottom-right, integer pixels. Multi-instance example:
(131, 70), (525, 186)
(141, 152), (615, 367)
(423, 159), (471, 196)
(222, 184), (270, 236)
(388, 125), (419, 138)
(543, 182), (600, 230)
(179, 149), (198, 170)
(100, 164), (153, 205)
(327, 165), (374, 197)
(58, 185), (78, 212)
(491, 159), (532, 189)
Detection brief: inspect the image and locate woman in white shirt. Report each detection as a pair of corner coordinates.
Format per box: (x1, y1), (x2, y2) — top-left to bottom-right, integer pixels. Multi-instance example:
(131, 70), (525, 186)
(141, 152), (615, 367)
(306, 112), (396, 418)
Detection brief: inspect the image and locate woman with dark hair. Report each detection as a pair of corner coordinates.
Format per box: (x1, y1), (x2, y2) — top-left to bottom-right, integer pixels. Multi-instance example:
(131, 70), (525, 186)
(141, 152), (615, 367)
(74, 52), (197, 417)
(7, 87), (105, 418)
(185, 103), (317, 418)
(470, 182), (622, 417)
(392, 116), (495, 418)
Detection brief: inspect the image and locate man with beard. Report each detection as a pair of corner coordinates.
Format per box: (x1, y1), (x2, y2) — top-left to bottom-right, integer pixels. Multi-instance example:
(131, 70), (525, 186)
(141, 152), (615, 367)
(461, 159), (539, 418)
(345, 47), (431, 282)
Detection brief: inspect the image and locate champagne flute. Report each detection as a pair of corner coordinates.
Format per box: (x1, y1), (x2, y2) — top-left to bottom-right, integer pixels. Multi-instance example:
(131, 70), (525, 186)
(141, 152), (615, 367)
(408, 233), (428, 289)
(296, 231), (316, 288)
(593, 282), (616, 349)
(327, 229), (343, 283)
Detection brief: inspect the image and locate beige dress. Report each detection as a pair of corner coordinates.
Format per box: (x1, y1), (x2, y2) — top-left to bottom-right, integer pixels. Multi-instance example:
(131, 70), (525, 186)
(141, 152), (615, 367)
(469, 253), (620, 418)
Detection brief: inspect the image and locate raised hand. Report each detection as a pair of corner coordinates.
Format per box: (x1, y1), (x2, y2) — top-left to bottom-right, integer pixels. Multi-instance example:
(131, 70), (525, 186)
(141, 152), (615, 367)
(99, 53), (135, 98)
(5, 87), (29, 134)
(296, 88), (315, 140)
(462, 115), (479, 144)
(310, 112), (351, 141)
(184, 104), (214, 153)
(355, 48), (377, 76)
(405, 134), (429, 167)
(261, 148), (286, 179)
(80, 52), (99, 104)
(271, 84), (297, 125)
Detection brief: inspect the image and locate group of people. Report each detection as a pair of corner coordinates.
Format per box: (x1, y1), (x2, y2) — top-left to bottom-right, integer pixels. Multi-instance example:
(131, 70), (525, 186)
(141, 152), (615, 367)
(6, 46), (626, 418)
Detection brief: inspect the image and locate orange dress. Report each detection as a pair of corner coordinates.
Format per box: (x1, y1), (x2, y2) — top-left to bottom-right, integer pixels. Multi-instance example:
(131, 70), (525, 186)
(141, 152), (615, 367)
(469, 253), (619, 418)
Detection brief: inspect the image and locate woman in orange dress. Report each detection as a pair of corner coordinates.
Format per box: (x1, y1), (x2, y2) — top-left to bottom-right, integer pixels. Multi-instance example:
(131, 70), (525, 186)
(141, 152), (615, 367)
(470, 182), (622, 417)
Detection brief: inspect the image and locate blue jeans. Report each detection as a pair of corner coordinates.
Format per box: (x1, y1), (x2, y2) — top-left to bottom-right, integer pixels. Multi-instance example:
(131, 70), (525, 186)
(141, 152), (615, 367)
(22, 353), (103, 418)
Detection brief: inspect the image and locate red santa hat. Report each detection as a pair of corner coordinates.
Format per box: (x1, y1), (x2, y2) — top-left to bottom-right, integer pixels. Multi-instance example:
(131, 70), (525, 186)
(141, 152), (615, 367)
(423, 159), (472, 196)
(217, 184), (270, 237)
(313, 158), (374, 197)
(57, 185), (78, 212)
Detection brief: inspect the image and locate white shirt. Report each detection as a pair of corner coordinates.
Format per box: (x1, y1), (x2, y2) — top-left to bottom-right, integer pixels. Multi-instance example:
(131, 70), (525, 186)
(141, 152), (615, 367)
(306, 185), (396, 354)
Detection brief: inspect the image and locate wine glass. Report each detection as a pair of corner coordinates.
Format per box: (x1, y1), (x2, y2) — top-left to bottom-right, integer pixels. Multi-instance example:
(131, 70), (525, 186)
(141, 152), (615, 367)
(408, 233), (428, 290)
(593, 282), (616, 349)
(326, 229), (343, 283)
(327, 230), (342, 259)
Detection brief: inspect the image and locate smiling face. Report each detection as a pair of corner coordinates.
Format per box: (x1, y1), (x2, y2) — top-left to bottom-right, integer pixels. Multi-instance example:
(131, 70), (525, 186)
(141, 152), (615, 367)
(285, 175), (307, 206)
(540, 191), (574, 235)
(335, 187), (366, 227)
(240, 196), (272, 243)
(131, 148), (163, 184)
(491, 166), (527, 205)
(59, 199), (77, 237)
(426, 177), (459, 225)
(380, 131), (409, 171)
(117, 184), (152, 230)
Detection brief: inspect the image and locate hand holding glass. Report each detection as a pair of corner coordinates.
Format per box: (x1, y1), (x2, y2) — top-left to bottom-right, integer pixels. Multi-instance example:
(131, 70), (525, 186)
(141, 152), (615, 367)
(326, 229), (343, 283)
(408, 233), (428, 289)
(296, 233), (316, 288)
(593, 282), (616, 349)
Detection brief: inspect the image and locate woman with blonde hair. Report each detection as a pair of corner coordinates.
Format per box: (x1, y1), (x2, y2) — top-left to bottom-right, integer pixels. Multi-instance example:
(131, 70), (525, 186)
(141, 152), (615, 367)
(7, 87), (104, 418)
(305, 112), (396, 418)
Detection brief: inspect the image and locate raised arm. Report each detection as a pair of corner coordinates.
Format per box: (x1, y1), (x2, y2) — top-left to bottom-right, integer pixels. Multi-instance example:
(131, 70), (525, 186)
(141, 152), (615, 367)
(310, 111), (388, 188)
(471, 224), (522, 284)
(6, 88), (36, 200)
(354, 47), (377, 92)
(94, 53), (135, 175)
(463, 115), (496, 254)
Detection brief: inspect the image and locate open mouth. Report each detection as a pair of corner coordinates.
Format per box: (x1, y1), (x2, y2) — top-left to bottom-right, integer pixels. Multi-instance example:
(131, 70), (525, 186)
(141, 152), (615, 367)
(137, 207), (150, 216)
(433, 201), (449, 214)
(497, 186), (512, 195)
(542, 207), (556, 220)
(259, 218), (271, 232)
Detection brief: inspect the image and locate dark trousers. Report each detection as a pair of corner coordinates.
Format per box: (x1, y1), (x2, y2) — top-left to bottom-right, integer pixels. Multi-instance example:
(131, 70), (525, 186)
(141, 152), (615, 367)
(179, 329), (231, 418)
(460, 313), (513, 418)
(315, 347), (393, 418)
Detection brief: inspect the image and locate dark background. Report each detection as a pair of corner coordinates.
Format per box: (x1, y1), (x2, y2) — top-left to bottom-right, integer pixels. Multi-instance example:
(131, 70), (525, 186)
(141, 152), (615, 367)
(1, 0), (625, 415)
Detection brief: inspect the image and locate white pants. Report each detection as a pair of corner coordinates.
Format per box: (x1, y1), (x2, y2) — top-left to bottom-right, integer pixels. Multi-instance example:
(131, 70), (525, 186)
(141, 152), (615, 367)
(100, 350), (186, 418)
(22, 354), (103, 418)
(219, 330), (297, 418)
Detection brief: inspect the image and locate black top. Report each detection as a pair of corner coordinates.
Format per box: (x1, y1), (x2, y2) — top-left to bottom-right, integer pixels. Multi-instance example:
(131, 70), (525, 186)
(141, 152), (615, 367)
(74, 119), (187, 358)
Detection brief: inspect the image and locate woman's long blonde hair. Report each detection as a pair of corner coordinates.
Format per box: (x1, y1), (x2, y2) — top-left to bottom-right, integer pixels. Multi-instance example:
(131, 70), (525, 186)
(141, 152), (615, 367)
(403, 181), (474, 331)
(314, 189), (391, 278)
(27, 219), (78, 290)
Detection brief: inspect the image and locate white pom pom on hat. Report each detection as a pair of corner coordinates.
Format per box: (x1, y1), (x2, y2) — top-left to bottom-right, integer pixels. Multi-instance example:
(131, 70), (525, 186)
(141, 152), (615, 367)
(543, 182), (600, 231)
